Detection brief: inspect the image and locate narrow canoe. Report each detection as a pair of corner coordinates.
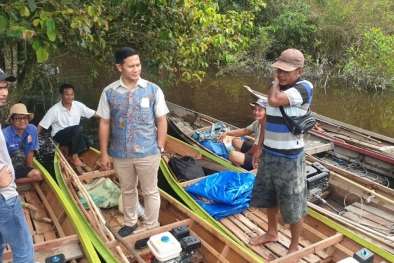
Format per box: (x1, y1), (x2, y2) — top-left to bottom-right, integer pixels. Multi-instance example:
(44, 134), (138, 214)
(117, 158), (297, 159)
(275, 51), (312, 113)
(3, 158), (99, 263)
(160, 135), (394, 262)
(243, 85), (394, 160)
(54, 146), (264, 262)
(167, 100), (394, 196)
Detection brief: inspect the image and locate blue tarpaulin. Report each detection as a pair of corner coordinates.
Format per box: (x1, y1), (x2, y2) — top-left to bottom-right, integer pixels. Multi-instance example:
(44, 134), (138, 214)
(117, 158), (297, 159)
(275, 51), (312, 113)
(185, 170), (255, 220)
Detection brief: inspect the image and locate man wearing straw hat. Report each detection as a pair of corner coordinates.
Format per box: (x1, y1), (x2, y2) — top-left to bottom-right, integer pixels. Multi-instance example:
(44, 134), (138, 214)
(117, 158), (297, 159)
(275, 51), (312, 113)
(3, 103), (42, 184)
(0, 70), (34, 262)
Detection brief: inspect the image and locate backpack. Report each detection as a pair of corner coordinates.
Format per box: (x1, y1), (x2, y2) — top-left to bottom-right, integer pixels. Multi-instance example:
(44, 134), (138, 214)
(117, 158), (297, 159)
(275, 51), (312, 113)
(168, 154), (205, 181)
(10, 137), (27, 169)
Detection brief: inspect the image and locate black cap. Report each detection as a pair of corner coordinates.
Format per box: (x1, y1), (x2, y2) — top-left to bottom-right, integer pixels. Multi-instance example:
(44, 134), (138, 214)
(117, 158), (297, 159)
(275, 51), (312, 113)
(0, 69), (16, 82)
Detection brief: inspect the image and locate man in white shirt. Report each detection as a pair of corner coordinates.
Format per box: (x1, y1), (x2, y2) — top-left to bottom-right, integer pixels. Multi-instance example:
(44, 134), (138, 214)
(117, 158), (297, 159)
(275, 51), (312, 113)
(37, 83), (98, 166)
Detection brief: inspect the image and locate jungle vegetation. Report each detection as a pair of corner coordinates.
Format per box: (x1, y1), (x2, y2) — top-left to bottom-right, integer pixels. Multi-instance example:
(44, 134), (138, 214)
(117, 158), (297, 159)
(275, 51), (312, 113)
(1, 0), (393, 104)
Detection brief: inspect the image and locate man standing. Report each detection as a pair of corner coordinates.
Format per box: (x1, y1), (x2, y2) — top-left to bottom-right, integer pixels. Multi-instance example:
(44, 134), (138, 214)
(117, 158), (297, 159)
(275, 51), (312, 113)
(37, 83), (97, 166)
(0, 70), (34, 262)
(250, 49), (313, 256)
(97, 47), (169, 238)
(3, 103), (42, 184)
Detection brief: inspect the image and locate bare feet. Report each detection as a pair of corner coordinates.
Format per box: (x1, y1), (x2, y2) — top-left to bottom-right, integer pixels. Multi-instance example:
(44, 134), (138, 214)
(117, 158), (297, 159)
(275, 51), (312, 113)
(70, 154), (85, 167)
(249, 233), (278, 246)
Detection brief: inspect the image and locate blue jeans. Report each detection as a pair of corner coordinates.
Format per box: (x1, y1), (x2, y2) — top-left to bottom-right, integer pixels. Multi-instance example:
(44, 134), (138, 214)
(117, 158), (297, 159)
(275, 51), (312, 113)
(0, 195), (34, 263)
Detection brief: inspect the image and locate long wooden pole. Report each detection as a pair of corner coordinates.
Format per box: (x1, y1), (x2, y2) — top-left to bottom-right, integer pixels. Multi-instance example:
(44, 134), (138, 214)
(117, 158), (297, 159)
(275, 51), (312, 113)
(51, 139), (130, 262)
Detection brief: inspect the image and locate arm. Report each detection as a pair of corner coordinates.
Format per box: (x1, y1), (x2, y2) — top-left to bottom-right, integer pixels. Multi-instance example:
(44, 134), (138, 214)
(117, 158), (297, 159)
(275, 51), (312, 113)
(37, 125), (43, 134)
(267, 74), (290, 107)
(99, 118), (111, 170)
(252, 115), (266, 169)
(0, 165), (13, 188)
(25, 150), (34, 168)
(217, 128), (251, 142)
(156, 115), (167, 148)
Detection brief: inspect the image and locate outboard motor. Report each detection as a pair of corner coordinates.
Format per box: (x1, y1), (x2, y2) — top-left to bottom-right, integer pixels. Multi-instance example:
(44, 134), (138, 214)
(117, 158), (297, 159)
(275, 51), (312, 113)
(307, 162), (330, 202)
(148, 225), (202, 263)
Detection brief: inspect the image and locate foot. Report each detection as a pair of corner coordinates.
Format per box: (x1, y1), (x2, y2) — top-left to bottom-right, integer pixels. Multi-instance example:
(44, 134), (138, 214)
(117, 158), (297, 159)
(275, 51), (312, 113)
(135, 237), (149, 249)
(118, 224), (138, 238)
(70, 154), (85, 166)
(249, 233), (278, 246)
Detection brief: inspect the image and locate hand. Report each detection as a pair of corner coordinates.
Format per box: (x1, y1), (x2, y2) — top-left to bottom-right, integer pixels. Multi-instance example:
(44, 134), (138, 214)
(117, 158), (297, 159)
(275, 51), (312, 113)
(217, 132), (227, 142)
(0, 165), (13, 188)
(273, 73), (279, 85)
(101, 154), (112, 170)
(252, 148), (262, 169)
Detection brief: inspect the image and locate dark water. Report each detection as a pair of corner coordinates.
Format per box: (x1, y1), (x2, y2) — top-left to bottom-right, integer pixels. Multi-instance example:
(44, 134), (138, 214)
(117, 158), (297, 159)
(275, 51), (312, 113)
(22, 54), (394, 174)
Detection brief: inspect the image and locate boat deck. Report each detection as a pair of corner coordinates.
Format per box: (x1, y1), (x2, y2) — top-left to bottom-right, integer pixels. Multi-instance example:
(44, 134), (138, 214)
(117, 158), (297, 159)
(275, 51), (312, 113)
(3, 182), (84, 263)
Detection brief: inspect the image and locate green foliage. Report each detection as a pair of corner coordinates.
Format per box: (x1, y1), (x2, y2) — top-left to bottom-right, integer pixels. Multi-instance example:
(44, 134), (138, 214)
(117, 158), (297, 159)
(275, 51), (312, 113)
(343, 29), (394, 89)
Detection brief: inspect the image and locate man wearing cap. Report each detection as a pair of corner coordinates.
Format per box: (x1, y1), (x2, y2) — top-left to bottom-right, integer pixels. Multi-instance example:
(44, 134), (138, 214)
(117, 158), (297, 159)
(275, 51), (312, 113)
(0, 70), (34, 262)
(250, 48), (313, 256)
(217, 98), (266, 170)
(37, 83), (98, 166)
(3, 103), (42, 184)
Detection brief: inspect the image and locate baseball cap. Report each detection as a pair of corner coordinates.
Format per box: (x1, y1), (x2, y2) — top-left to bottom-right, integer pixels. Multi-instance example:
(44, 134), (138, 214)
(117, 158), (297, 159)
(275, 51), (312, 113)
(0, 69), (16, 82)
(271, 48), (304, 71)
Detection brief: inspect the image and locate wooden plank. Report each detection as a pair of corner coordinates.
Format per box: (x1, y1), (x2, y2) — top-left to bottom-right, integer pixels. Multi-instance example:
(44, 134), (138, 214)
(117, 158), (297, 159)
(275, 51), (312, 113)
(2, 235), (81, 261)
(304, 143), (333, 155)
(33, 182), (65, 237)
(345, 203), (393, 227)
(3, 243), (83, 263)
(74, 169), (116, 182)
(352, 202), (394, 222)
(219, 217), (276, 261)
(269, 233), (343, 263)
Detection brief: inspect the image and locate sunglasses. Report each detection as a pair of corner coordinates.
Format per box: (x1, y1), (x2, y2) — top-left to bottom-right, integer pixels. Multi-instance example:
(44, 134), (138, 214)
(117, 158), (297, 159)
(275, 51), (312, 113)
(12, 116), (29, 122)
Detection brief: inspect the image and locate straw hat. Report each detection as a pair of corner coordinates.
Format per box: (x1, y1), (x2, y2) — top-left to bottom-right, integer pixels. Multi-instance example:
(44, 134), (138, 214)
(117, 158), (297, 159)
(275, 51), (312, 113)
(6, 103), (34, 123)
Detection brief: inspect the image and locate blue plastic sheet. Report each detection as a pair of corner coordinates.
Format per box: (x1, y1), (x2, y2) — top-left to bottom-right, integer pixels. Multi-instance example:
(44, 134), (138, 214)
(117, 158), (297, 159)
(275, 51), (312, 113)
(201, 140), (229, 159)
(186, 170), (255, 220)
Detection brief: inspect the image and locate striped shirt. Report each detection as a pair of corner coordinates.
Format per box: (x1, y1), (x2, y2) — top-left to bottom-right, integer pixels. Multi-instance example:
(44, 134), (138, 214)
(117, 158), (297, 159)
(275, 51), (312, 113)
(263, 79), (314, 158)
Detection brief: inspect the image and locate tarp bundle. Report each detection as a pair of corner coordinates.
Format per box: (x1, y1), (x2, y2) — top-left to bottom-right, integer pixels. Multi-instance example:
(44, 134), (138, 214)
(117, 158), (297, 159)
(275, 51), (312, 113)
(185, 170), (255, 220)
(192, 122), (229, 159)
(78, 178), (121, 209)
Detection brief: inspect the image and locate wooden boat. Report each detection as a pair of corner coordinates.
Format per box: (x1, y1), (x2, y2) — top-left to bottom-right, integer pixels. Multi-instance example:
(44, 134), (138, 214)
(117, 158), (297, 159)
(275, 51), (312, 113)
(243, 85), (394, 159)
(160, 135), (394, 262)
(54, 146), (265, 262)
(167, 100), (394, 189)
(3, 159), (99, 263)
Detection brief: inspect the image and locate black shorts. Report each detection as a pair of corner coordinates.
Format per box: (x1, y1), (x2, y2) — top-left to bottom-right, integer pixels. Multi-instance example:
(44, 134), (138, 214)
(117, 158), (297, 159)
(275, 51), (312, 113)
(240, 141), (254, 170)
(15, 167), (34, 179)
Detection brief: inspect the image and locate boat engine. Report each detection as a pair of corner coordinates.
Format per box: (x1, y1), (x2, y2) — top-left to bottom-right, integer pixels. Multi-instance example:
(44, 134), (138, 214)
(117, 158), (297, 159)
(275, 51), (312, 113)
(148, 225), (202, 263)
(307, 162), (330, 203)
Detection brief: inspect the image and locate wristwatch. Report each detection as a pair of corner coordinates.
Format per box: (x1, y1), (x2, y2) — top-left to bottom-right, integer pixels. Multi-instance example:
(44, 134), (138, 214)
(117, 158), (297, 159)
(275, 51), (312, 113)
(158, 146), (164, 153)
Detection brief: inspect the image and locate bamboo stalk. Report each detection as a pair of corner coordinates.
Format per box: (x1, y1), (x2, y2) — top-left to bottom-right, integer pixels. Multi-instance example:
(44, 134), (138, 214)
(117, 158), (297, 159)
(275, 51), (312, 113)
(51, 139), (129, 262)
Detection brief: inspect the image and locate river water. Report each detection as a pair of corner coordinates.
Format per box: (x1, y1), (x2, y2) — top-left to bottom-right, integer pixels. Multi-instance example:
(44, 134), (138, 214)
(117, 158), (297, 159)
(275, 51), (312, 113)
(21, 54), (394, 174)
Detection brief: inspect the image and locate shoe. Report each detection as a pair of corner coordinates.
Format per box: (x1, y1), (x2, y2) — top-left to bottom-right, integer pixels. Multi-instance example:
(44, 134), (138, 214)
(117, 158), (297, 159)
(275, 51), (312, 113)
(118, 224), (138, 237)
(135, 237), (149, 249)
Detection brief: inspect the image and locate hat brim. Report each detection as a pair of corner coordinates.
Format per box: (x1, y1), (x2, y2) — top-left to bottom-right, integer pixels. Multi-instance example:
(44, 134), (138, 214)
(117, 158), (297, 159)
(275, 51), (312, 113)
(0, 75), (16, 82)
(271, 61), (298, 71)
(6, 113), (34, 124)
(250, 102), (266, 108)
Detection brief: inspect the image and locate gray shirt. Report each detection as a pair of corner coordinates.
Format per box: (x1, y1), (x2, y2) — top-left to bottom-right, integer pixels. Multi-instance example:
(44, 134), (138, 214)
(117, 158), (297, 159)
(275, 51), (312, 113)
(0, 124), (17, 200)
(246, 120), (261, 145)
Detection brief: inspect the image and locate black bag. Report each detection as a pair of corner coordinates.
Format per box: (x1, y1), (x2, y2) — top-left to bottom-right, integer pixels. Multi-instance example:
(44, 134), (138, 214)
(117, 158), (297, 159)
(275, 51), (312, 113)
(10, 137), (27, 169)
(279, 106), (316, 135)
(168, 155), (205, 181)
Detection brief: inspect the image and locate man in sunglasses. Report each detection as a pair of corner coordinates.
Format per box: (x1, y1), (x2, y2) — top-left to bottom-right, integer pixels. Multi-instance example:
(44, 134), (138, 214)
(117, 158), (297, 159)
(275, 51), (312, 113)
(0, 69), (34, 262)
(2, 103), (42, 184)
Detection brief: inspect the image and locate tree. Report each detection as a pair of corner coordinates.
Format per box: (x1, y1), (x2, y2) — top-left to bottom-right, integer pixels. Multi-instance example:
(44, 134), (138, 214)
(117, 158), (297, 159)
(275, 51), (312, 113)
(0, 0), (262, 104)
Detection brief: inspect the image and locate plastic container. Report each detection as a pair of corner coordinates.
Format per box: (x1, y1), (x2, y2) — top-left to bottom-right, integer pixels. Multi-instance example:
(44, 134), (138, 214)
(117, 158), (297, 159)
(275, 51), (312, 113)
(148, 232), (182, 261)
